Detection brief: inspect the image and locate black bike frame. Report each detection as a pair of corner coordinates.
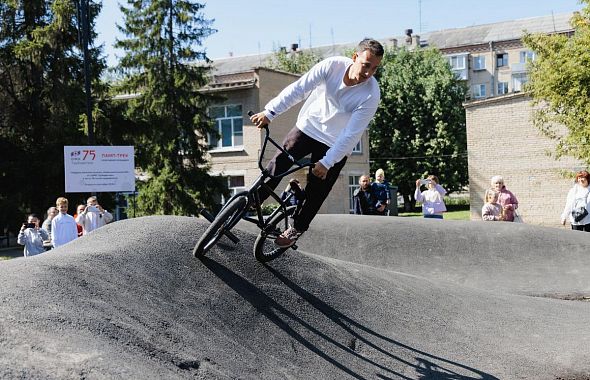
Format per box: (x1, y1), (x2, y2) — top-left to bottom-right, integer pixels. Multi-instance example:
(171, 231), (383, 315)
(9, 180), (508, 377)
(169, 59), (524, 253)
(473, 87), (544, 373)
(215, 123), (313, 233)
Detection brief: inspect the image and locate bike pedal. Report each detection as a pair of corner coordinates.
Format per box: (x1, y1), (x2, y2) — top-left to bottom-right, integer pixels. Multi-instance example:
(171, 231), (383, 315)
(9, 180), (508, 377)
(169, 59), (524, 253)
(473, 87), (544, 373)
(291, 244), (298, 250)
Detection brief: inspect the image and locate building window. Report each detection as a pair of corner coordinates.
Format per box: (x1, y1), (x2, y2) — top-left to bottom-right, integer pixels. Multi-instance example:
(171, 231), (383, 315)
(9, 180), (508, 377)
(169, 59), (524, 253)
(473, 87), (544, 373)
(519, 50), (536, 63)
(348, 175), (361, 213)
(208, 104), (243, 149)
(449, 55), (466, 70)
(473, 56), (486, 70)
(473, 84), (486, 99)
(497, 82), (509, 95)
(496, 53), (508, 68)
(512, 73), (528, 92)
(352, 139), (362, 154)
(222, 175), (245, 204)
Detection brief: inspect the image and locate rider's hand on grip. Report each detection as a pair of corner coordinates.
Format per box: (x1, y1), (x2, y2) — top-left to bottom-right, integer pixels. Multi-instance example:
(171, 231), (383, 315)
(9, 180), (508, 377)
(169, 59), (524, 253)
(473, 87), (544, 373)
(248, 110), (269, 129)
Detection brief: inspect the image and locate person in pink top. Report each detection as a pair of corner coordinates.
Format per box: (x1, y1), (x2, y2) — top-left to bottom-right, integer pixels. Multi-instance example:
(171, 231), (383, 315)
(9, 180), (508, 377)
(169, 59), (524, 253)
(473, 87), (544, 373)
(490, 176), (518, 222)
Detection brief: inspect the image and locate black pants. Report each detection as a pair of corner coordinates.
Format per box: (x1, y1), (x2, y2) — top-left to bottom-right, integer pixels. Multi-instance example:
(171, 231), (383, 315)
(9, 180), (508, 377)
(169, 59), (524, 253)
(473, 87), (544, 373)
(571, 223), (590, 232)
(260, 126), (347, 231)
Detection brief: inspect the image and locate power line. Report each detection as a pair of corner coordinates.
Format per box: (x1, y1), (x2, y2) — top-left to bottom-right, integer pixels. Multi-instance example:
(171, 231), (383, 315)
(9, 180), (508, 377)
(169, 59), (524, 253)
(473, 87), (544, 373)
(370, 152), (468, 161)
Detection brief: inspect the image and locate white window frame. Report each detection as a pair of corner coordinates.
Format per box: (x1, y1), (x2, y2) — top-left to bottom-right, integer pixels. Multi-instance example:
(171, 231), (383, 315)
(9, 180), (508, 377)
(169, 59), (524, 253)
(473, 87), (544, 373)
(473, 84), (486, 99)
(348, 175), (362, 213)
(449, 55), (466, 70)
(208, 104), (244, 150)
(496, 53), (509, 68)
(512, 73), (528, 92)
(519, 50), (536, 63)
(221, 175), (246, 204)
(473, 56), (486, 71)
(497, 82), (509, 95)
(352, 139), (362, 154)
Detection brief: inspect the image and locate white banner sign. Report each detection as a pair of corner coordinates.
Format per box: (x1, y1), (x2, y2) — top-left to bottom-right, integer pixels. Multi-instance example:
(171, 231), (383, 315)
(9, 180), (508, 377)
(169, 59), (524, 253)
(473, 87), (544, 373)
(64, 146), (135, 193)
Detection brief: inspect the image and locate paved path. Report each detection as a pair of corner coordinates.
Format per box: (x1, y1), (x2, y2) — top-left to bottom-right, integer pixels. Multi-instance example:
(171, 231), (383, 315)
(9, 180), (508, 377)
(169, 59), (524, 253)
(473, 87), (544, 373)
(0, 215), (589, 379)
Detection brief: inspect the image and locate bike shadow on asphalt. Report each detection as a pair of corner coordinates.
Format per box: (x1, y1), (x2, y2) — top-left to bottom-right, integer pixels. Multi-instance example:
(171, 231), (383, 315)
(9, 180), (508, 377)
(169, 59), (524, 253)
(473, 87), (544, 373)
(199, 256), (498, 380)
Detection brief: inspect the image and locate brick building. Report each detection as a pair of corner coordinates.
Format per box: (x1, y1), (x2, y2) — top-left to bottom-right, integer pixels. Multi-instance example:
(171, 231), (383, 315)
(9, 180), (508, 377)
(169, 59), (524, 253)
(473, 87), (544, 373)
(465, 93), (584, 226)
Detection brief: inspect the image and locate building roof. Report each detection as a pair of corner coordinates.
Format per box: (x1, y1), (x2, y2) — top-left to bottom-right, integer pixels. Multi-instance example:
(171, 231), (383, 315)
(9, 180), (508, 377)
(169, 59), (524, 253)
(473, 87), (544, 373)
(423, 12), (573, 50)
(208, 12), (574, 76)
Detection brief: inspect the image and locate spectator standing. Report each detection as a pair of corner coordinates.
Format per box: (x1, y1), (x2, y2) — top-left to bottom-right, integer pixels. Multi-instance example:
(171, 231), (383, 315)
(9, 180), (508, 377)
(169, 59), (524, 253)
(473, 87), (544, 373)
(491, 175), (519, 222)
(371, 168), (390, 215)
(280, 179), (305, 207)
(51, 197), (78, 248)
(415, 175), (447, 219)
(41, 207), (58, 238)
(353, 175), (379, 215)
(17, 213), (49, 257)
(482, 189), (503, 221)
(76, 196), (113, 235)
(560, 170), (590, 231)
(74, 204), (85, 237)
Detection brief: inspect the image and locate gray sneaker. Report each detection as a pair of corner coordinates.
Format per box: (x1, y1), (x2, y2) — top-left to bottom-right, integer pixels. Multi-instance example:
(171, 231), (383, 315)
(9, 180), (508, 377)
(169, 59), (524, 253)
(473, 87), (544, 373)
(275, 225), (302, 248)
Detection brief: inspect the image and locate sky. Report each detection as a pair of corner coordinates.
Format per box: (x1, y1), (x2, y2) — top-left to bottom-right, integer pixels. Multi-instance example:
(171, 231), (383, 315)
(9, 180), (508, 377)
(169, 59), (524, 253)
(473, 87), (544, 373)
(96, 0), (584, 67)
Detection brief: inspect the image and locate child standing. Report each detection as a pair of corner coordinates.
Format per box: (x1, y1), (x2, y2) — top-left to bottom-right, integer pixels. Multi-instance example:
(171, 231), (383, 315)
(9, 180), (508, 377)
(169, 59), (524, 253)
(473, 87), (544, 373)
(51, 197), (78, 248)
(371, 168), (391, 215)
(414, 175), (447, 219)
(482, 189), (503, 221)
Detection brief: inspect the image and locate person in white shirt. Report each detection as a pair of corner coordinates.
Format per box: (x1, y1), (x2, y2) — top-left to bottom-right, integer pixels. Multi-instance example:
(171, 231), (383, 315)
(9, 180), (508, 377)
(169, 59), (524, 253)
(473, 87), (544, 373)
(561, 170), (590, 231)
(51, 197), (78, 248)
(249, 38), (384, 247)
(414, 175), (447, 219)
(75, 196), (113, 235)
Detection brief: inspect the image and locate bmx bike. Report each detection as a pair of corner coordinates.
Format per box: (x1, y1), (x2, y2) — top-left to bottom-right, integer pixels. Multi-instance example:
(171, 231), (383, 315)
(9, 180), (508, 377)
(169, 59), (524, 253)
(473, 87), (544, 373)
(193, 111), (312, 262)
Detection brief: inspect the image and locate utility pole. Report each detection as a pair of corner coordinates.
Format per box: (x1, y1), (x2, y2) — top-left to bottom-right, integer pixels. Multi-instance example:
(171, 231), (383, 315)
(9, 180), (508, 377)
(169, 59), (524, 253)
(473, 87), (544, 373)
(78, 0), (94, 145)
(418, 0), (422, 33)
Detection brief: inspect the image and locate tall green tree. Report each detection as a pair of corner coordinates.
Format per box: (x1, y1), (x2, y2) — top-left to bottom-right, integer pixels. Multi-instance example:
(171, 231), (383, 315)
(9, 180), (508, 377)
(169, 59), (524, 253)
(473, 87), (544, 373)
(0, 0), (105, 232)
(115, 0), (225, 216)
(266, 47), (321, 74)
(523, 1), (590, 164)
(371, 47), (468, 210)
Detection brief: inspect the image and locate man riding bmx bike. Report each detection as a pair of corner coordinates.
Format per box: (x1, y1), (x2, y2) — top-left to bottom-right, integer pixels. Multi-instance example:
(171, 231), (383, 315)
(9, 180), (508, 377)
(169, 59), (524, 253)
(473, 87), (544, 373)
(249, 38), (384, 248)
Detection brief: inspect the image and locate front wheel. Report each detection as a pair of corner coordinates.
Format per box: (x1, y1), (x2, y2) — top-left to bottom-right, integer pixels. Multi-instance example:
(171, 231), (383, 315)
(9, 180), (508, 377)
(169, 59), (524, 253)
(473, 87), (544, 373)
(253, 206), (296, 262)
(193, 196), (248, 258)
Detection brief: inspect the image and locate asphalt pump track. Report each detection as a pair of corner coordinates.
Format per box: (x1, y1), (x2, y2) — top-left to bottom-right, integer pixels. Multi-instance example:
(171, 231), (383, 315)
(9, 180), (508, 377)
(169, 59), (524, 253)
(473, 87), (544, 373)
(1, 215), (589, 379)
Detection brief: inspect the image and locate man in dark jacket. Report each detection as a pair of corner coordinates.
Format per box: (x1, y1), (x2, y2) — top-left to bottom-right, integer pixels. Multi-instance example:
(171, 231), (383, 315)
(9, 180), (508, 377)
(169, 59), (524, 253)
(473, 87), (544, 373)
(353, 175), (379, 215)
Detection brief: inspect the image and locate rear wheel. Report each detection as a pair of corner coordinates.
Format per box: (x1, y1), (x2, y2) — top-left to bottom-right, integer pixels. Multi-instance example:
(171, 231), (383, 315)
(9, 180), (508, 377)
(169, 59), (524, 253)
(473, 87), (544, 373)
(253, 206), (296, 262)
(193, 196), (248, 258)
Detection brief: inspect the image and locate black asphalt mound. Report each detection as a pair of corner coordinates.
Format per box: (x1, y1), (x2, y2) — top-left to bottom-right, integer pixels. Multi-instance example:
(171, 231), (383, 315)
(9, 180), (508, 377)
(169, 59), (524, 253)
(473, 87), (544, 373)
(0, 215), (589, 379)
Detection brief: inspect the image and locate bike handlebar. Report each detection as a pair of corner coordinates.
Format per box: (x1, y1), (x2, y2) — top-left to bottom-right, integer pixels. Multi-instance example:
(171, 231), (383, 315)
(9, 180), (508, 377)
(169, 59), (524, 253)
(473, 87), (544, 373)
(247, 111), (314, 179)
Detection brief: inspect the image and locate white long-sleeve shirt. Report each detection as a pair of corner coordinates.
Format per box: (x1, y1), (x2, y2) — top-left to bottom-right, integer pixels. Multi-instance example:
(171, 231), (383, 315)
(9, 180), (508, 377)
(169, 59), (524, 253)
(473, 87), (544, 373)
(561, 184), (590, 225)
(51, 212), (78, 248)
(415, 184), (447, 216)
(263, 56), (381, 169)
(75, 207), (113, 235)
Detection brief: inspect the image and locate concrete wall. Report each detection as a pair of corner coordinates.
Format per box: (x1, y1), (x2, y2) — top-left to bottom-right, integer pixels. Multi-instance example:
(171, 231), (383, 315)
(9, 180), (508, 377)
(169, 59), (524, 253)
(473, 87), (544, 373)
(465, 93), (583, 226)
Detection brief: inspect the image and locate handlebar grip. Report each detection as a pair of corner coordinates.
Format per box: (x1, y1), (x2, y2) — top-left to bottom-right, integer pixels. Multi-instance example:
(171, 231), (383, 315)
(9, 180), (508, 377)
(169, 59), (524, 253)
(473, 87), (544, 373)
(248, 110), (269, 129)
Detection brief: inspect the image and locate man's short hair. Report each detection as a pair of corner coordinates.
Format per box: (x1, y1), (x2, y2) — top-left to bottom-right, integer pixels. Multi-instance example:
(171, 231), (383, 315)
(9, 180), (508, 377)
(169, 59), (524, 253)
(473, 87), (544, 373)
(357, 38), (384, 57)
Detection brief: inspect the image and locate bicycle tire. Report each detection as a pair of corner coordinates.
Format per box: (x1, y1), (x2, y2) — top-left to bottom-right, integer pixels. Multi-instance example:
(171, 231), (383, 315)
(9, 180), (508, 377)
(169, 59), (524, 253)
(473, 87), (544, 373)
(253, 205), (297, 263)
(193, 195), (248, 258)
